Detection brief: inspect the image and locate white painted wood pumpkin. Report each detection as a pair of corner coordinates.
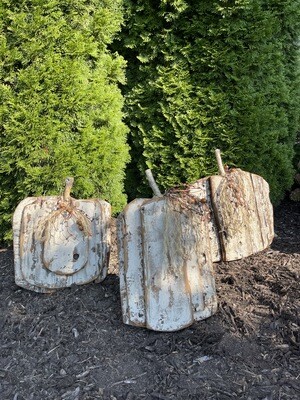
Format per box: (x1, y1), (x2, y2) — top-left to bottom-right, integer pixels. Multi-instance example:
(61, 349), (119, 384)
(13, 178), (111, 292)
(117, 196), (218, 332)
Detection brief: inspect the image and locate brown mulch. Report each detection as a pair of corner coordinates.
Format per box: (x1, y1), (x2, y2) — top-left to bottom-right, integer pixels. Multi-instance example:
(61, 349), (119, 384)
(0, 199), (299, 400)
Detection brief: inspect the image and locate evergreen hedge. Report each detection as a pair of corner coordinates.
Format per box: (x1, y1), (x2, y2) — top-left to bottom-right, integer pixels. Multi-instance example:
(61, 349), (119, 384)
(0, 0), (129, 242)
(120, 0), (300, 201)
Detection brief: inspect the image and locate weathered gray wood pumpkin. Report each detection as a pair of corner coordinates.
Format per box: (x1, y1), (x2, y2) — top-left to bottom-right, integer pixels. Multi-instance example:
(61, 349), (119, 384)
(117, 151), (274, 331)
(187, 150), (274, 261)
(13, 178), (111, 292)
(209, 169), (274, 261)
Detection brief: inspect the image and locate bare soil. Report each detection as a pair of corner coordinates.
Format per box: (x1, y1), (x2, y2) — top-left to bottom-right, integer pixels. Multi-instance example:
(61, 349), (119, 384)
(0, 199), (299, 400)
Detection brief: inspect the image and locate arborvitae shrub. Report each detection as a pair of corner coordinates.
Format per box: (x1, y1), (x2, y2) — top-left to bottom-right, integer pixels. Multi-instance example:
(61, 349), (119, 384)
(119, 0), (300, 202)
(0, 0), (129, 243)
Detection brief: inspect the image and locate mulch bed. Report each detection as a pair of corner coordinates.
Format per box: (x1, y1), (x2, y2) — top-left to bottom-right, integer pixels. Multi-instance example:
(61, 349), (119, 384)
(0, 199), (299, 400)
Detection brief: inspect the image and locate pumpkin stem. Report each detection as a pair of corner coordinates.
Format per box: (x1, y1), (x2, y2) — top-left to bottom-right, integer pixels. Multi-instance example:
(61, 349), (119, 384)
(215, 149), (226, 177)
(63, 177), (74, 202)
(145, 169), (163, 197)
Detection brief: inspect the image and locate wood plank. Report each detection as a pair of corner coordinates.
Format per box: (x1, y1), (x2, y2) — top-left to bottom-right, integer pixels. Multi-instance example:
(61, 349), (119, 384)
(250, 173), (274, 249)
(13, 198), (55, 293)
(187, 177), (222, 262)
(117, 199), (148, 327)
(141, 198), (194, 331)
(180, 210), (218, 321)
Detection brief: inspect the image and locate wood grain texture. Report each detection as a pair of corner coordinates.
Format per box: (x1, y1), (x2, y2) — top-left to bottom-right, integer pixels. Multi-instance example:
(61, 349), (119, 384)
(117, 169), (273, 331)
(117, 198), (148, 326)
(210, 169), (274, 261)
(187, 177), (222, 262)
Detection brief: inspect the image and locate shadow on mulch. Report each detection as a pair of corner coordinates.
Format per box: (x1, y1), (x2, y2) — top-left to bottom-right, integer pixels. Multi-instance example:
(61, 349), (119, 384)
(0, 198), (299, 400)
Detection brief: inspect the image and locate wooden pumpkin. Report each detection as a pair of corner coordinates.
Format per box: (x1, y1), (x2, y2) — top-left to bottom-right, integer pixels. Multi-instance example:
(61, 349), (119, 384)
(187, 150), (274, 261)
(209, 169), (274, 261)
(117, 175), (218, 332)
(13, 178), (111, 292)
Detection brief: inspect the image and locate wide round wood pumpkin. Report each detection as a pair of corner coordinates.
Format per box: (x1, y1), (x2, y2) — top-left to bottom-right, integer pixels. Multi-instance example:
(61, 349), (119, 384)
(208, 168), (274, 261)
(13, 178), (111, 292)
(186, 150), (274, 261)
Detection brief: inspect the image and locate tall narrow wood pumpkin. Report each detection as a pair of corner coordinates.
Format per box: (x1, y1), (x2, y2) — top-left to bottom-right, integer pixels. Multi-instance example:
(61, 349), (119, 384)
(117, 188), (217, 332)
(13, 178), (111, 292)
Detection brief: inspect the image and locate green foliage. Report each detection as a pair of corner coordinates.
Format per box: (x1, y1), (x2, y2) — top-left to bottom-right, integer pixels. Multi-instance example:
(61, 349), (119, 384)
(0, 0), (129, 242)
(119, 0), (300, 202)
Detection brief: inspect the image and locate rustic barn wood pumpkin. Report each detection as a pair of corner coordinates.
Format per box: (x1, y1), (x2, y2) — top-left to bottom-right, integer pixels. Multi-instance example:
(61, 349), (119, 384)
(165, 152), (273, 263)
(188, 150), (274, 261)
(117, 173), (218, 332)
(13, 178), (111, 292)
(209, 169), (274, 261)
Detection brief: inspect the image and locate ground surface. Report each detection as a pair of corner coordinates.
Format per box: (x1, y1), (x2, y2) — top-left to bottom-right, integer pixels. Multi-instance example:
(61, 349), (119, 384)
(0, 199), (299, 400)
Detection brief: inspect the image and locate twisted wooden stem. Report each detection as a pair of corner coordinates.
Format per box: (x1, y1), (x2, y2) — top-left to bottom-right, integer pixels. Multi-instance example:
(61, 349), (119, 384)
(63, 177), (74, 202)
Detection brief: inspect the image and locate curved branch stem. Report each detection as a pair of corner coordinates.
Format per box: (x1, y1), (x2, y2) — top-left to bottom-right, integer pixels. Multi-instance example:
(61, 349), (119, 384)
(215, 149), (226, 177)
(145, 169), (163, 197)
